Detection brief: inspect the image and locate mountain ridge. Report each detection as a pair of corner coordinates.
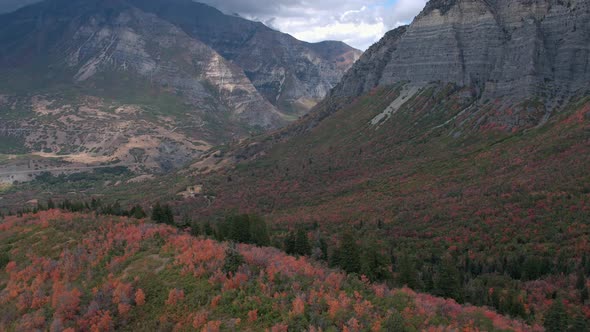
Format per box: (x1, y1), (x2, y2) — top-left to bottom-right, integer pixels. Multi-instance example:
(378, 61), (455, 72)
(0, 0), (360, 175)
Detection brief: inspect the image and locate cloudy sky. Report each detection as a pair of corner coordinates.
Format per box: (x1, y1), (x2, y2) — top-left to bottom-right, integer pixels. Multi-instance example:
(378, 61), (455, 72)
(0, 0), (427, 50)
(201, 0), (427, 50)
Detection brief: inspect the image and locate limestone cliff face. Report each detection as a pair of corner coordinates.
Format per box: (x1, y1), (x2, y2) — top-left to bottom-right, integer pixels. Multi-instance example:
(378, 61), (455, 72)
(334, 0), (590, 112)
(129, 0), (362, 114)
(67, 7), (283, 129)
(0, 0), (283, 130)
(0, 0), (288, 171)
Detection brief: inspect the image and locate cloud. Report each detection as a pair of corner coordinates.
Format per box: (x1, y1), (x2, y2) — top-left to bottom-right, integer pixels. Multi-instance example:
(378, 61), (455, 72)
(201, 0), (428, 50)
(0, 0), (428, 50)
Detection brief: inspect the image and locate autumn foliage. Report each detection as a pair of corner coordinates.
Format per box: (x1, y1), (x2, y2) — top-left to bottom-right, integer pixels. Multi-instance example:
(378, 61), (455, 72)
(0, 211), (544, 331)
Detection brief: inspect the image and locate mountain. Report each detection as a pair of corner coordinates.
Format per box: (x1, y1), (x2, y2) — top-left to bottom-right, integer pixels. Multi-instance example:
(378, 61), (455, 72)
(128, 0), (362, 115)
(168, 0), (590, 324)
(335, 0), (590, 127)
(0, 0), (359, 174)
(1, 0), (589, 328)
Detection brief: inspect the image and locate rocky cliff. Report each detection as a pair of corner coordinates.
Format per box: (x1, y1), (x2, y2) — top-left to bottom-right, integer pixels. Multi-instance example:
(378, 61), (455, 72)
(0, 0), (287, 172)
(130, 0), (362, 115)
(331, 0), (590, 125)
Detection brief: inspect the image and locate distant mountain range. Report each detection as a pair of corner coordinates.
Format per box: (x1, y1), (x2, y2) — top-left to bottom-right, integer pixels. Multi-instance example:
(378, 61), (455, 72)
(0, 0), (360, 173)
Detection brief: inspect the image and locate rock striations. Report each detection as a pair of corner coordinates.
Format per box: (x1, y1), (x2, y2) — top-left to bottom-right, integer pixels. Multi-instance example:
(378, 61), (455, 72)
(332, 0), (590, 118)
(128, 0), (362, 115)
(0, 0), (360, 173)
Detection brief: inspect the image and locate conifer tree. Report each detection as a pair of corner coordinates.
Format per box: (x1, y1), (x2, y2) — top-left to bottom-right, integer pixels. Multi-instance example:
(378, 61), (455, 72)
(361, 243), (391, 281)
(569, 313), (588, 332)
(337, 231), (361, 274)
(229, 214), (250, 243)
(397, 253), (419, 289)
(436, 255), (463, 301)
(294, 227), (311, 256)
(249, 215), (270, 246)
(223, 244), (245, 275)
(544, 300), (568, 332)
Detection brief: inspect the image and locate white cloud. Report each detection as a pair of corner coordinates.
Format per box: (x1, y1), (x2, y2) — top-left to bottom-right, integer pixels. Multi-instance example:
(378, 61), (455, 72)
(201, 0), (428, 50)
(0, 0), (428, 50)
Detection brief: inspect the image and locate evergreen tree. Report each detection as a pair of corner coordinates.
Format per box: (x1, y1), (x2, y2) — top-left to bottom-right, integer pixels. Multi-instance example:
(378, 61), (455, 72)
(337, 231), (361, 274)
(294, 227), (311, 256)
(151, 203), (174, 224)
(318, 237), (328, 260)
(47, 199), (55, 210)
(284, 227), (311, 256)
(361, 243), (391, 281)
(151, 203), (163, 223)
(284, 231), (296, 255)
(397, 253), (419, 289)
(249, 215), (270, 246)
(190, 221), (201, 237)
(203, 221), (214, 237)
(436, 255), (463, 301)
(544, 300), (568, 332)
(129, 205), (147, 219)
(222, 244), (245, 275)
(583, 253), (590, 276)
(569, 313), (588, 332)
(577, 270), (586, 290)
(164, 205), (174, 225)
(229, 214), (250, 243)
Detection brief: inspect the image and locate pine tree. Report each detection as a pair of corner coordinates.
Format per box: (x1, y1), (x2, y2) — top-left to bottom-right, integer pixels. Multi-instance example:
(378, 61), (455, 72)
(129, 205), (146, 219)
(576, 270), (586, 290)
(544, 300), (568, 332)
(229, 214), (250, 243)
(249, 215), (270, 246)
(361, 243), (391, 281)
(202, 221), (214, 237)
(337, 231), (361, 274)
(162, 204), (174, 225)
(569, 313), (588, 332)
(397, 253), (419, 289)
(223, 244), (244, 275)
(190, 221), (201, 237)
(436, 255), (463, 302)
(151, 203), (163, 223)
(294, 227), (311, 256)
(284, 231), (296, 255)
(47, 199), (55, 210)
(318, 237), (328, 260)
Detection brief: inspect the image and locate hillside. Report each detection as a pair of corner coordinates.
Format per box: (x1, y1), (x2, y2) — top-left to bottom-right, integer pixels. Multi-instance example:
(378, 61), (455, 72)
(1, 0), (589, 329)
(0, 0), (359, 177)
(0, 210), (537, 331)
(130, 0), (362, 115)
(167, 0), (590, 326)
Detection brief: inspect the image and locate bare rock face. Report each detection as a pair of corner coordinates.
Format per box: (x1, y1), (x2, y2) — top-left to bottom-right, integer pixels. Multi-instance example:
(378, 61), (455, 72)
(129, 0), (362, 115)
(66, 7), (283, 130)
(0, 0), (289, 172)
(328, 0), (590, 129)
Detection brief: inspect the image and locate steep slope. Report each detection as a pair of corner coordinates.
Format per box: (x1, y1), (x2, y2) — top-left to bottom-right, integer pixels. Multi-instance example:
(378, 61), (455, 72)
(0, 0), (284, 172)
(129, 0), (362, 115)
(347, 0), (590, 125)
(0, 210), (537, 331)
(164, 0), (590, 324)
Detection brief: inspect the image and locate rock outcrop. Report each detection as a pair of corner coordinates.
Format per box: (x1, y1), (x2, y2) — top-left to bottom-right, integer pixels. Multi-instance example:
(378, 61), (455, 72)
(0, 0), (292, 172)
(333, 0), (590, 114)
(130, 0), (362, 114)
